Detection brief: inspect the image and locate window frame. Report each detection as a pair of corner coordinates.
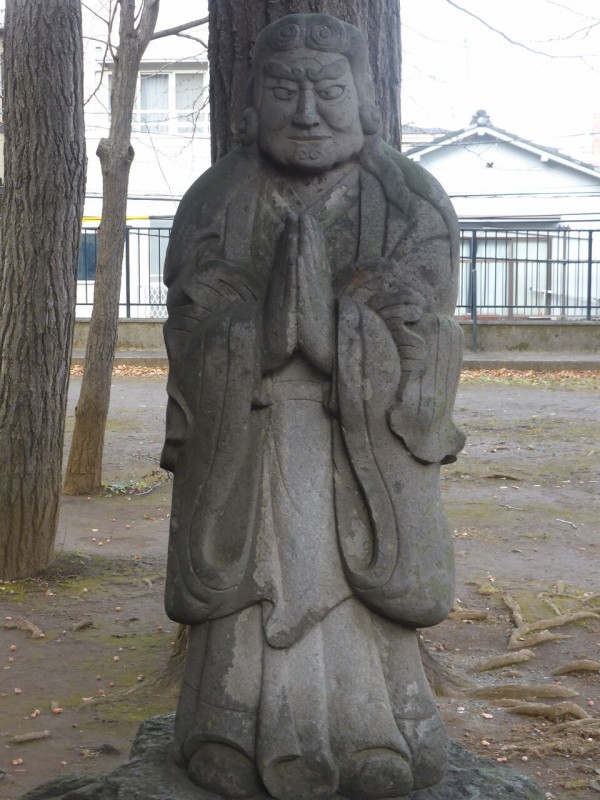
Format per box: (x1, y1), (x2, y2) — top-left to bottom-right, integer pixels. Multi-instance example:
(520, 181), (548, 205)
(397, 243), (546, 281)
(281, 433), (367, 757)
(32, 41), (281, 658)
(105, 63), (209, 138)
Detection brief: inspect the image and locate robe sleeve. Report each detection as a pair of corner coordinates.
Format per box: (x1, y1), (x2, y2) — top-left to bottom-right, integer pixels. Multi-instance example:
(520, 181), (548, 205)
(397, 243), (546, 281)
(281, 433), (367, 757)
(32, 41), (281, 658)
(356, 159), (465, 465)
(160, 154), (267, 624)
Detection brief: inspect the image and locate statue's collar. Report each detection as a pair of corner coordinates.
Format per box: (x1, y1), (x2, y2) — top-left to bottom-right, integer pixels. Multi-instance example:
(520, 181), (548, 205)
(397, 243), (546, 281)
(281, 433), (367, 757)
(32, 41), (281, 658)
(262, 158), (361, 224)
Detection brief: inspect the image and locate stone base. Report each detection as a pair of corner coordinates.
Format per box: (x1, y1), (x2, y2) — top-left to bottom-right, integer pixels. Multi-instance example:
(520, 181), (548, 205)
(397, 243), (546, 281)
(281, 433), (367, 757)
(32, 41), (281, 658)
(22, 714), (545, 800)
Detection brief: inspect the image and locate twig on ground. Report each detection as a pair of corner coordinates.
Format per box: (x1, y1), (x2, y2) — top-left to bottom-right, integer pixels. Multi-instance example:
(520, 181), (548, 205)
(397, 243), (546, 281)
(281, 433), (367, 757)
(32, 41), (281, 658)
(448, 609), (488, 621)
(556, 518), (578, 529)
(9, 731), (51, 744)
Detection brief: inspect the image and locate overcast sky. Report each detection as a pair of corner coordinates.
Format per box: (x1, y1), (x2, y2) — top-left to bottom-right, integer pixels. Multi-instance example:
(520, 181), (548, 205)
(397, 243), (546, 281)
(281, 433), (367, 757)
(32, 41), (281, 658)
(2, 1), (598, 161)
(401, 0), (600, 159)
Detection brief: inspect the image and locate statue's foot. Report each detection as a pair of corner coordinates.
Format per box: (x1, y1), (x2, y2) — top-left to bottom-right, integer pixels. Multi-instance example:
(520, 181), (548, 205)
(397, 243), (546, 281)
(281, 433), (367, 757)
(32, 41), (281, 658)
(339, 748), (413, 800)
(262, 753), (338, 800)
(187, 742), (264, 799)
(399, 718), (448, 791)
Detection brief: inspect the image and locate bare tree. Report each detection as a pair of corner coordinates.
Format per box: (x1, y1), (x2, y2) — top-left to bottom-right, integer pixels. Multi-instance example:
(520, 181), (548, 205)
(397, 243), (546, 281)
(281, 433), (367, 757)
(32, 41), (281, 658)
(0, 0), (86, 580)
(64, 1), (207, 495)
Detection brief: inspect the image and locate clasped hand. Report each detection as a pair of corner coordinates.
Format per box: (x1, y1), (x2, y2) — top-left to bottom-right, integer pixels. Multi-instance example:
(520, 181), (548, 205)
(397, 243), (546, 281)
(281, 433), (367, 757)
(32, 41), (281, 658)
(263, 212), (334, 373)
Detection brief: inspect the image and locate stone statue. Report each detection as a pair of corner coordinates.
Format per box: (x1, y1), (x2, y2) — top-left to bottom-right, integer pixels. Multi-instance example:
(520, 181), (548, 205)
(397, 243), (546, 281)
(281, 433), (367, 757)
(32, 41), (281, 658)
(161, 13), (465, 800)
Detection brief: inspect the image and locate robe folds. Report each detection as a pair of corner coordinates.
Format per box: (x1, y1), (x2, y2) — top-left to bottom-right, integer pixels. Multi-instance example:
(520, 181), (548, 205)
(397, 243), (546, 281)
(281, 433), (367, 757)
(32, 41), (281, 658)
(161, 142), (465, 796)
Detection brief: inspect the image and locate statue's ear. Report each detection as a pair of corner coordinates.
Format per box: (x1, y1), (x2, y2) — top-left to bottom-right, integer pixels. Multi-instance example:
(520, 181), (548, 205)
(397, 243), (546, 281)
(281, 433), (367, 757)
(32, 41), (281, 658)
(360, 104), (382, 136)
(239, 107), (259, 146)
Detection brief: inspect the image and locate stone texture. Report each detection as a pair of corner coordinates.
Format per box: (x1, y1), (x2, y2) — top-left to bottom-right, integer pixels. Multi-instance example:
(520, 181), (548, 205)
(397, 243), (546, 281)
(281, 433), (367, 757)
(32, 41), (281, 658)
(158, 12), (466, 799)
(21, 715), (545, 800)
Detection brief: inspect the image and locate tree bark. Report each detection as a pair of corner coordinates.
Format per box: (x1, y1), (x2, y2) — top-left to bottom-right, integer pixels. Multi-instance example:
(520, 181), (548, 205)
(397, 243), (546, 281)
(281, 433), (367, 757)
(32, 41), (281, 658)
(0, 0), (86, 580)
(64, 0), (160, 495)
(208, 0), (401, 161)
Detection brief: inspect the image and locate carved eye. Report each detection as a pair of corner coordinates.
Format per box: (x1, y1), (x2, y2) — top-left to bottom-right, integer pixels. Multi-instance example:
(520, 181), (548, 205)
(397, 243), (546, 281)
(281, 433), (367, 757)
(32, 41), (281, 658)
(316, 85), (344, 100)
(272, 86), (297, 101)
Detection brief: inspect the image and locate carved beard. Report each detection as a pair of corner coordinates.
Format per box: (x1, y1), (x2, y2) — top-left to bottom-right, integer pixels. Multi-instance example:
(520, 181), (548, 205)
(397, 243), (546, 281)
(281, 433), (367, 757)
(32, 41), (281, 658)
(290, 143), (327, 165)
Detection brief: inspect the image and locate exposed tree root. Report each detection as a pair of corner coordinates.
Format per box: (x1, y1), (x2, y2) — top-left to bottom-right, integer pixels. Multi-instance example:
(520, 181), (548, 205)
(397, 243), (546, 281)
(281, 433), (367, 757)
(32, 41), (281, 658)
(419, 639), (472, 697)
(71, 617), (95, 631)
(154, 625), (188, 690)
(502, 593), (525, 629)
(469, 649), (535, 674)
(508, 630), (572, 650)
(3, 616), (46, 639)
(507, 701), (591, 721)
(469, 683), (578, 701)
(502, 592), (599, 649)
(448, 609), (488, 621)
(551, 718), (600, 733)
(542, 597), (563, 616)
(490, 698), (525, 708)
(520, 610), (599, 634)
(551, 659), (600, 676)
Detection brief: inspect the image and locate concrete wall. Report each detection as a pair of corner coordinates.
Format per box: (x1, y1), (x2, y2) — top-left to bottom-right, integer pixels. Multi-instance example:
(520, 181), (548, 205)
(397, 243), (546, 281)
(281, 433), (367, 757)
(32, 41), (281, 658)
(74, 319), (600, 355)
(459, 320), (600, 353)
(74, 320), (166, 352)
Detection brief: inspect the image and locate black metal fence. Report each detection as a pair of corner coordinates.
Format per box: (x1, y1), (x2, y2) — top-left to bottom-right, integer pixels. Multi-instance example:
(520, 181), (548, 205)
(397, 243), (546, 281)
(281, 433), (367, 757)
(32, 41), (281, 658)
(76, 226), (600, 321)
(77, 226), (170, 319)
(457, 228), (600, 321)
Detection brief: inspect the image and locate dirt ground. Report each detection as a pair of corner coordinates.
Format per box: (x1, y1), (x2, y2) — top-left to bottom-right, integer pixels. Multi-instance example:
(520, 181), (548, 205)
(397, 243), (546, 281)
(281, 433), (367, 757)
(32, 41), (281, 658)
(1, 369), (599, 800)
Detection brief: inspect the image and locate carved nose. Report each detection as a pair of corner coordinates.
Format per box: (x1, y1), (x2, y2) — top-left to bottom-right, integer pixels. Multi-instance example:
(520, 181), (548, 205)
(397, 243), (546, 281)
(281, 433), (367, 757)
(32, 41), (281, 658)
(292, 89), (320, 128)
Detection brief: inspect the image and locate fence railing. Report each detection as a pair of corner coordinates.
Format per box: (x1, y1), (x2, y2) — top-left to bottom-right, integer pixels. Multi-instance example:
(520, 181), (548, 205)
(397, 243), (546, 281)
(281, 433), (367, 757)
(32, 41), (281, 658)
(76, 226), (600, 321)
(77, 226), (170, 319)
(457, 228), (600, 321)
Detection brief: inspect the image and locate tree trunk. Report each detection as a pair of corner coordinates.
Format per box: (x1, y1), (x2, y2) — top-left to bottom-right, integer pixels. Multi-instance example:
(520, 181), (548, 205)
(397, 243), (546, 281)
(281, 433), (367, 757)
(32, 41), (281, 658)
(64, 0), (159, 495)
(0, 0), (85, 580)
(208, 0), (401, 161)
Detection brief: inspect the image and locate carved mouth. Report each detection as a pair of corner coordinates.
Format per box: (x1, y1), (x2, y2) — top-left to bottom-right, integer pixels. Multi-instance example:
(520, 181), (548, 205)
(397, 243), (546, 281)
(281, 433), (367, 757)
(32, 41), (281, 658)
(288, 136), (332, 142)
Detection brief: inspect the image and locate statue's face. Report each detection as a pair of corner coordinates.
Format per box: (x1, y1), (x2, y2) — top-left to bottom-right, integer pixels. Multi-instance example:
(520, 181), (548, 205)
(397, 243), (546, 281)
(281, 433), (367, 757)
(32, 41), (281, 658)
(255, 48), (364, 173)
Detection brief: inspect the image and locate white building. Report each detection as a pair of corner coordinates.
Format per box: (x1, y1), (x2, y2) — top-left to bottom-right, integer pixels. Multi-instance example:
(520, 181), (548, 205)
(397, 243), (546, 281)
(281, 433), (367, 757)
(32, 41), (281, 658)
(405, 113), (600, 318)
(82, 1), (211, 223)
(405, 111), (600, 229)
(79, 1), (211, 317)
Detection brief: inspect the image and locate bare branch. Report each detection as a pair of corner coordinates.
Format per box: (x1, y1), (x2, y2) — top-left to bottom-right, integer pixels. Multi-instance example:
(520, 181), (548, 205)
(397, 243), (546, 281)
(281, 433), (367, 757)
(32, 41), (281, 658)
(445, 0), (586, 58)
(544, 0), (599, 22)
(84, 1), (116, 107)
(83, 35), (111, 47)
(175, 33), (208, 48)
(81, 1), (110, 26)
(152, 16), (208, 41)
(535, 19), (600, 44)
(84, 37), (112, 107)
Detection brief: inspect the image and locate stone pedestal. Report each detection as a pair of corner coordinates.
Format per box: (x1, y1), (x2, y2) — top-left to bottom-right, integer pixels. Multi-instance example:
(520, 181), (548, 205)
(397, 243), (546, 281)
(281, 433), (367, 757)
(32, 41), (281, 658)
(22, 715), (545, 800)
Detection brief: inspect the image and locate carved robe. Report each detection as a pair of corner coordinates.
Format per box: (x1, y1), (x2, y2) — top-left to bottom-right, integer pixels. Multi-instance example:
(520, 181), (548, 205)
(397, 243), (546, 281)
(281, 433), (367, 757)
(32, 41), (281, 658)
(162, 143), (464, 796)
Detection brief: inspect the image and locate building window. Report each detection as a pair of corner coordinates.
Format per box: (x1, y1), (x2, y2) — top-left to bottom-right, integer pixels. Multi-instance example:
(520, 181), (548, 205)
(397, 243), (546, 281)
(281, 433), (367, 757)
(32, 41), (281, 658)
(175, 72), (205, 134)
(139, 73), (169, 134)
(107, 67), (209, 137)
